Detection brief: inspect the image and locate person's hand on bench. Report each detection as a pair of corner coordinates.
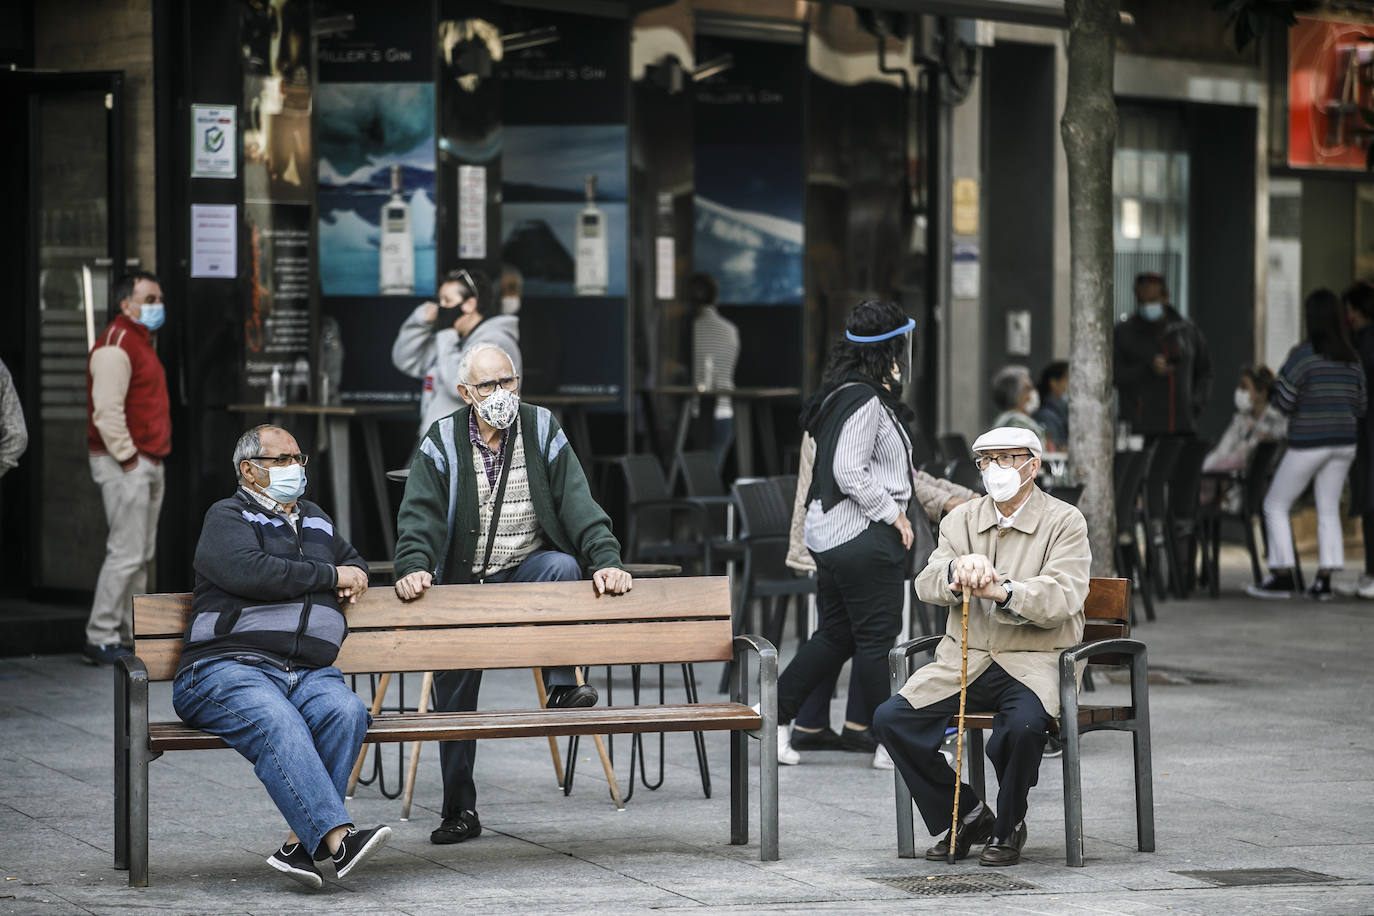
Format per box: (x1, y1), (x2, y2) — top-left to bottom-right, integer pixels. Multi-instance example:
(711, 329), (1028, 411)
(337, 565), (369, 605)
(593, 567), (633, 596)
(395, 570), (433, 601)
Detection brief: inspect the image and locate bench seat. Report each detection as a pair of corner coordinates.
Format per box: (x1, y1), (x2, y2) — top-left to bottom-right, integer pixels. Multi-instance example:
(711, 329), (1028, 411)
(147, 703), (763, 752)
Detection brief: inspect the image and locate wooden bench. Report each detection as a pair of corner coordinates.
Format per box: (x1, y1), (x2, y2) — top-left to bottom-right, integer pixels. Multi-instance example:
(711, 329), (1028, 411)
(113, 576), (779, 887)
(887, 577), (1154, 866)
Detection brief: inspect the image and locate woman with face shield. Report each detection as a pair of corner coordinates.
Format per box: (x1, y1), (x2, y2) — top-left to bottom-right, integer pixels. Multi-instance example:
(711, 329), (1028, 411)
(769, 300), (919, 766)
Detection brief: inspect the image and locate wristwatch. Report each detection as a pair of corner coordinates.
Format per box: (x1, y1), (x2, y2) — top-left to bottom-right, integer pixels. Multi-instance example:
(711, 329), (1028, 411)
(996, 579), (1014, 608)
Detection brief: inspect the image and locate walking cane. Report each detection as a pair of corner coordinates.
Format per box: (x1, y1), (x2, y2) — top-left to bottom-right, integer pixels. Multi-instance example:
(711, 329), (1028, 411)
(947, 590), (971, 865)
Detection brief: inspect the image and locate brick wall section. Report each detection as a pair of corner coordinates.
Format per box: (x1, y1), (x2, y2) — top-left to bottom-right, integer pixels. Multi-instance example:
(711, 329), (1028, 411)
(34, 0), (156, 272)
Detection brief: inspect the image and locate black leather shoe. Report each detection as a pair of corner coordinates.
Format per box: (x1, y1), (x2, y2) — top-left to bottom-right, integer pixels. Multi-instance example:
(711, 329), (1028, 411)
(924, 805), (995, 861)
(546, 684), (598, 708)
(430, 809), (481, 845)
(979, 821), (1028, 866)
(789, 727), (845, 751)
(839, 726), (878, 753)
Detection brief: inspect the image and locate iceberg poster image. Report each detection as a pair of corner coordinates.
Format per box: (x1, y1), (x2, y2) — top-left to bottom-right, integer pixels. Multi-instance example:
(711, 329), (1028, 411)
(500, 124), (627, 298)
(317, 82), (436, 296)
(693, 143), (804, 306)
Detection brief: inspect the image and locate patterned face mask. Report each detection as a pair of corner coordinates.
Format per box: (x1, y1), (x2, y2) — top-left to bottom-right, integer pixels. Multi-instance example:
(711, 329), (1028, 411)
(473, 386), (519, 429)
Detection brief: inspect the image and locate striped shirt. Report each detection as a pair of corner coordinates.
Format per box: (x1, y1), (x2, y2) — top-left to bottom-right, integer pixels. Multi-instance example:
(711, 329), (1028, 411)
(1272, 343), (1367, 448)
(803, 396), (913, 553)
(693, 306), (740, 419)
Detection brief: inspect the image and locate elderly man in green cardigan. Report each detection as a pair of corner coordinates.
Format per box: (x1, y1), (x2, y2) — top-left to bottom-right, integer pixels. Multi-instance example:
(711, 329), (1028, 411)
(393, 342), (633, 846)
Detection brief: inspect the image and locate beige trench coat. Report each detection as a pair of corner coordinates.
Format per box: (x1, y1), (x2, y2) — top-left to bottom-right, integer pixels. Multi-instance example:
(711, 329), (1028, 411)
(902, 486), (1091, 718)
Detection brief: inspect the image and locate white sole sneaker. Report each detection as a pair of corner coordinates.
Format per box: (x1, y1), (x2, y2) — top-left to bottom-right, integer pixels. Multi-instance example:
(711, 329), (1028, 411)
(872, 745), (894, 770)
(777, 725), (800, 765)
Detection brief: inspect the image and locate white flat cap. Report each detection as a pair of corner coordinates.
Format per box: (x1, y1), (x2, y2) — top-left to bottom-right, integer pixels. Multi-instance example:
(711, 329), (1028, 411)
(971, 426), (1043, 458)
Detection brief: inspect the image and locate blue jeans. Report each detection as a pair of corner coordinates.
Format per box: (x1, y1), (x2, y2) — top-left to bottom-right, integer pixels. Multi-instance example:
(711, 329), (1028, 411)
(172, 658), (369, 858)
(433, 548), (585, 816)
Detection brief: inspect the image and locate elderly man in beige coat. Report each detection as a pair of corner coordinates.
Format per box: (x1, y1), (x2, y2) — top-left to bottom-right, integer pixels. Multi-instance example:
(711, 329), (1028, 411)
(871, 427), (1090, 867)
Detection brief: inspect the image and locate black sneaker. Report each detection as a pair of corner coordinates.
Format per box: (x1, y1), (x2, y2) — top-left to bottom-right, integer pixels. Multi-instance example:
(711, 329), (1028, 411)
(330, 825), (391, 879)
(546, 684), (598, 708)
(1307, 576), (1334, 601)
(839, 726), (878, 753)
(266, 842), (322, 890)
(1245, 572), (1295, 600)
(82, 643), (131, 666)
(789, 727), (845, 751)
(430, 809), (482, 845)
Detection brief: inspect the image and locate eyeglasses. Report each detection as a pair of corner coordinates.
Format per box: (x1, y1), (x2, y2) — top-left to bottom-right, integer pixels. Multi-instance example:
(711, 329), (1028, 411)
(251, 453), (309, 468)
(467, 375), (519, 397)
(973, 452), (1032, 471)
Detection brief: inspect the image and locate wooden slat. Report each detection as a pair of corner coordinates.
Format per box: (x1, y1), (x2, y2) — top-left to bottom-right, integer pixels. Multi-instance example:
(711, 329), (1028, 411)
(137, 618), (735, 681)
(1082, 622), (1128, 643)
(148, 703), (762, 751)
(132, 576), (732, 637)
(1084, 577), (1130, 627)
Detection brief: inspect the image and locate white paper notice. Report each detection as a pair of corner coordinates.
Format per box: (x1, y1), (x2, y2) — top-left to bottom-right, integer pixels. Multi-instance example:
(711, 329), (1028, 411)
(190, 204), (237, 278)
(656, 237), (675, 299)
(190, 105), (237, 178)
(952, 242), (979, 299)
(459, 165), (486, 259)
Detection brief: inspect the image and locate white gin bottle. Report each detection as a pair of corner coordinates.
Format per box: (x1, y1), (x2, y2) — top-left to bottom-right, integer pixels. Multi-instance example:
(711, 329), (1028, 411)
(379, 164), (415, 295)
(574, 173), (608, 296)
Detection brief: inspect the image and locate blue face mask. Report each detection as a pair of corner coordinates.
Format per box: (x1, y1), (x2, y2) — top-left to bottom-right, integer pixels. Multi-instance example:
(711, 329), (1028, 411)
(255, 464), (307, 504)
(135, 302), (165, 332)
(1138, 301), (1164, 323)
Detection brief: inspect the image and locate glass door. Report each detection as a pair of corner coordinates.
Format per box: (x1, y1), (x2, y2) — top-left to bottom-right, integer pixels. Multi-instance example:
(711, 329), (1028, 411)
(17, 72), (126, 594)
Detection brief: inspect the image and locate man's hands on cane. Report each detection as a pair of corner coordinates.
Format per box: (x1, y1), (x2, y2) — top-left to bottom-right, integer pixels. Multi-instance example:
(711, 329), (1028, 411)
(949, 553), (1008, 603)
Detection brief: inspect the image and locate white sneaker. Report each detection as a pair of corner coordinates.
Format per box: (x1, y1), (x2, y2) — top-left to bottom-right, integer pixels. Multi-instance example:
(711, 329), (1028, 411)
(1358, 577), (1374, 600)
(872, 744), (894, 770)
(777, 725), (800, 765)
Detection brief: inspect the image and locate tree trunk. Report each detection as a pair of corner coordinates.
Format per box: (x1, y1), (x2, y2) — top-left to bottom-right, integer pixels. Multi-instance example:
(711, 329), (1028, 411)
(1061, 0), (1120, 578)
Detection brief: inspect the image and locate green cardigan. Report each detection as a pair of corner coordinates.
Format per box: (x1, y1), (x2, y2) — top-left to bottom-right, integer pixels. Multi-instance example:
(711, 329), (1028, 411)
(394, 402), (624, 584)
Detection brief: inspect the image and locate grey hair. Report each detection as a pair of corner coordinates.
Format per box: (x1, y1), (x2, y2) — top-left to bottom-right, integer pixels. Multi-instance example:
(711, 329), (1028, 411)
(455, 342), (515, 387)
(990, 366), (1031, 411)
(232, 424), (277, 479)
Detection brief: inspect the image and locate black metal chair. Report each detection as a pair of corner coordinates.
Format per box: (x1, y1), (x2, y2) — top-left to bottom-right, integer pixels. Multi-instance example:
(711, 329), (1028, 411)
(1140, 437), (1185, 602)
(673, 450), (741, 573)
(1166, 438), (1211, 599)
(617, 455), (711, 573)
(717, 478), (816, 693)
(1114, 446), (1154, 624)
(1198, 440), (1296, 595)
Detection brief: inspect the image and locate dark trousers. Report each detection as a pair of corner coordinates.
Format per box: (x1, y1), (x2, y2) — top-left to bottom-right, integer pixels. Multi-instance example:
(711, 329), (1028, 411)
(871, 664), (1052, 840)
(794, 663), (866, 730)
(1363, 512), (1374, 575)
(432, 549), (582, 818)
(777, 523), (905, 726)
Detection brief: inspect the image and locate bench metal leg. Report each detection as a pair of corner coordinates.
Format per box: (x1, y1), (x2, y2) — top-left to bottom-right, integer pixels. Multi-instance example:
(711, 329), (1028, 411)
(113, 664), (129, 870)
(1131, 649), (1156, 853)
(1060, 689), (1085, 867)
(116, 657), (155, 886)
(756, 644), (778, 862)
(730, 651), (749, 846)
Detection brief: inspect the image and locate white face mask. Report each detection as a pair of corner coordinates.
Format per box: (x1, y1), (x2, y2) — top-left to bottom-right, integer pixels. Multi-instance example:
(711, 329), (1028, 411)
(472, 386), (519, 430)
(1025, 389), (1041, 414)
(981, 457), (1032, 503)
(1234, 388), (1252, 412)
(501, 296), (521, 314)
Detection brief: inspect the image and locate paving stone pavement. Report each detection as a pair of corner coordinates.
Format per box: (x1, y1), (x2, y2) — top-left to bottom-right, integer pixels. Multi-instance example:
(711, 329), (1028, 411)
(3, 554), (1373, 914)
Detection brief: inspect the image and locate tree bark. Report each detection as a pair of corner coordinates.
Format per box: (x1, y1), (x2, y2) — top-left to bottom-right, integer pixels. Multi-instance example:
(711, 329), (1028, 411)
(1061, 0), (1120, 578)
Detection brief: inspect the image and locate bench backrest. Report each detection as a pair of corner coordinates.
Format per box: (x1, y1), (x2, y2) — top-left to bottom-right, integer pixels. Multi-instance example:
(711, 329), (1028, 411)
(1082, 577), (1131, 665)
(132, 576), (733, 682)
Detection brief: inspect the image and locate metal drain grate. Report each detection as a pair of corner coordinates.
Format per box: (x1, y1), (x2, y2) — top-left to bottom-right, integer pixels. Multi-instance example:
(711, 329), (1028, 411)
(870, 873), (1038, 896)
(1176, 867), (1341, 887)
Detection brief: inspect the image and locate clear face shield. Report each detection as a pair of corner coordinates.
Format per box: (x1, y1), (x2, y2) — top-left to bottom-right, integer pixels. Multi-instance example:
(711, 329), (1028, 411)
(845, 317), (916, 392)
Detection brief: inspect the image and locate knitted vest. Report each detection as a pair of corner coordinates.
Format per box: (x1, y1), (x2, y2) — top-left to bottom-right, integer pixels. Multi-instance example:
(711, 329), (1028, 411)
(471, 430), (542, 577)
(86, 315), (171, 457)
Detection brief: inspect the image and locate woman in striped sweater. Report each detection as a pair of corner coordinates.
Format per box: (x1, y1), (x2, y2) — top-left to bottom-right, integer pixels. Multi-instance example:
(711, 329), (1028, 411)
(1248, 289), (1367, 600)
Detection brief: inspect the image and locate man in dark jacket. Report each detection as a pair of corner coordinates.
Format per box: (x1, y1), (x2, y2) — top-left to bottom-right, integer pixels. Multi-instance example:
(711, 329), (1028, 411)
(393, 342), (632, 846)
(1113, 272), (1212, 439)
(172, 425), (390, 890)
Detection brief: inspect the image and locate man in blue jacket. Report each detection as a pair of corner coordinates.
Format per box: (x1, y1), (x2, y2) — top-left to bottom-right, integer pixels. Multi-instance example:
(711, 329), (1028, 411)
(172, 424), (389, 889)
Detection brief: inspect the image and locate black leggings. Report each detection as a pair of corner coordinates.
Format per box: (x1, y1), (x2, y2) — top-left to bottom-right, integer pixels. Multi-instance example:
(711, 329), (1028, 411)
(776, 523), (906, 726)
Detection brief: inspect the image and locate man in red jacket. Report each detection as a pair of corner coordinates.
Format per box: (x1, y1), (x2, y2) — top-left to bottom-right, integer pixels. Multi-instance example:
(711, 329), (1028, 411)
(84, 271), (171, 665)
